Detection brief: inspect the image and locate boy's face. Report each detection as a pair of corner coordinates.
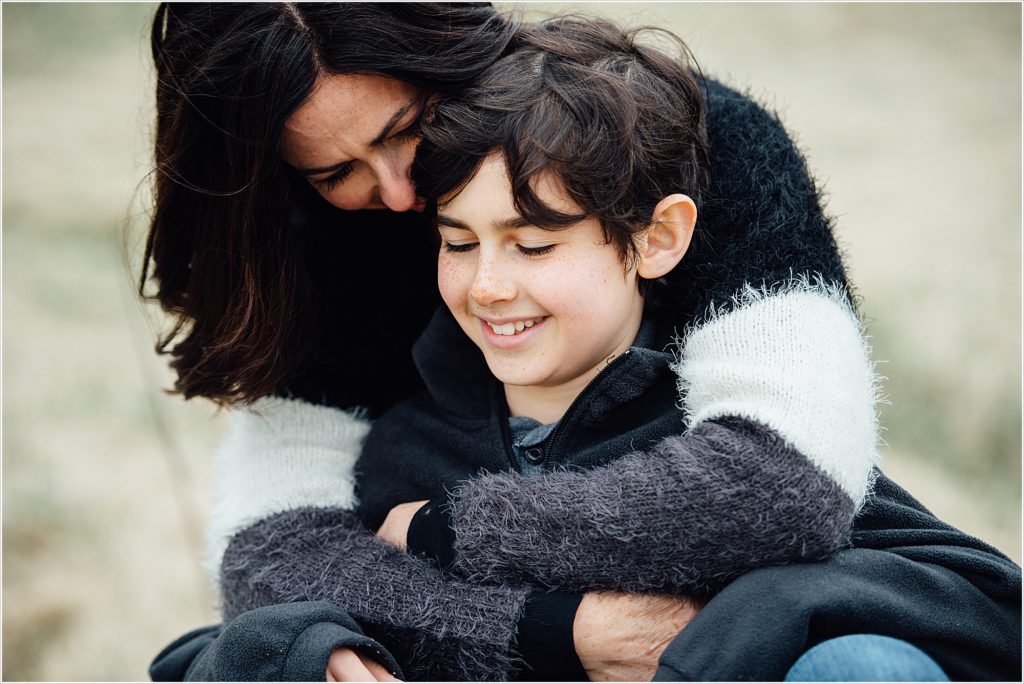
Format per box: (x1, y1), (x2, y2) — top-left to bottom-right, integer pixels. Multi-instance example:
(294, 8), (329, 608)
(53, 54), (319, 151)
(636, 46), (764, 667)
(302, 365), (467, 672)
(436, 155), (645, 401)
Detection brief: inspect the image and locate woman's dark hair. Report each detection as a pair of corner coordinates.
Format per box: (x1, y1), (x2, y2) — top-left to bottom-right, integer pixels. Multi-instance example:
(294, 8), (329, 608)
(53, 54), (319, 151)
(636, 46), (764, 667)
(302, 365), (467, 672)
(413, 16), (709, 269)
(141, 3), (518, 406)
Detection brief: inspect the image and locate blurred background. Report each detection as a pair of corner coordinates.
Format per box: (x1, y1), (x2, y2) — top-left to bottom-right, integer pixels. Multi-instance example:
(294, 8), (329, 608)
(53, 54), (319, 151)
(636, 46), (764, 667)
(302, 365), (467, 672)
(3, 2), (1020, 680)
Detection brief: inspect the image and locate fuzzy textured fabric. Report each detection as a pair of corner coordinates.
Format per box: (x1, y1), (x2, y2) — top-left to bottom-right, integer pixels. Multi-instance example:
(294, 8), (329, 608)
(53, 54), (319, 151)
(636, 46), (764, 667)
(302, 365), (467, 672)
(655, 79), (850, 332)
(219, 506), (529, 682)
(651, 472), (1021, 682)
(673, 278), (881, 509)
(204, 397), (369, 587)
(204, 78), (871, 677)
(355, 282), (868, 596)
(449, 417), (854, 597)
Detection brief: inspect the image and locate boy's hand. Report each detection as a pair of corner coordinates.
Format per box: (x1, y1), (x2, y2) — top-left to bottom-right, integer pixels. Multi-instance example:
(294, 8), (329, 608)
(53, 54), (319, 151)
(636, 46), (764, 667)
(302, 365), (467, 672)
(574, 591), (700, 681)
(375, 500), (429, 550)
(326, 647), (401, 682)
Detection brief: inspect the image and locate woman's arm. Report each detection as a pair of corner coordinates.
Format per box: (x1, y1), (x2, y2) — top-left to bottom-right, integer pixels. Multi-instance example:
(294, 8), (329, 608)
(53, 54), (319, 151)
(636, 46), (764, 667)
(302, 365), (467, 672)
(203, 397), (369, 585)
(219, 505), (532, 682)
(204, 398), (545, 681)
(407, 280), (881, 595)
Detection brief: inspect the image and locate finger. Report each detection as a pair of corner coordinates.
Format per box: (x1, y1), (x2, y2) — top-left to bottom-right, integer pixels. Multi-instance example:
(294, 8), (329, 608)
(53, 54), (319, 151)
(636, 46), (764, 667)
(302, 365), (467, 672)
(327, 648), (376, 682)
(360, 654), (402, 682)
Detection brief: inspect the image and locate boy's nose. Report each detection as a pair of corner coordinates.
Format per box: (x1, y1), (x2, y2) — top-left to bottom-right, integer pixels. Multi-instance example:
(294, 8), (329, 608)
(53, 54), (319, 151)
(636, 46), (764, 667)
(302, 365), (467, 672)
(469, 261), (517, 306)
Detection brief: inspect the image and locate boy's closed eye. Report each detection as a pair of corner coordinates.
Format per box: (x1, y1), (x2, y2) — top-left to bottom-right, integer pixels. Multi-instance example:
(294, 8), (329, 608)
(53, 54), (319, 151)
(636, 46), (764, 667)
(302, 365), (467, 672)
(441, 242), (557, 257)
(439, 238), (559, 258)
(438, 223), (560, 257)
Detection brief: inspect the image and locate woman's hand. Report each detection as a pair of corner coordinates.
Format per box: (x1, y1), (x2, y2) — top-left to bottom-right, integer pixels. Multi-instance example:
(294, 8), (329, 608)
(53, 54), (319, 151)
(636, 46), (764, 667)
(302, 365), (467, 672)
(326, 647), (401, 682)
(375, 500), (429, 550)
(573, 591), (700, 681)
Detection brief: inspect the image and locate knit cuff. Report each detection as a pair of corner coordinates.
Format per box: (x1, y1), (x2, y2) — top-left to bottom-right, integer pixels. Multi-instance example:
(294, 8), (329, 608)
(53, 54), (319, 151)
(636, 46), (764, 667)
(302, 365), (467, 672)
(514, 590), (587, 681)
(407, 497), (456, 569)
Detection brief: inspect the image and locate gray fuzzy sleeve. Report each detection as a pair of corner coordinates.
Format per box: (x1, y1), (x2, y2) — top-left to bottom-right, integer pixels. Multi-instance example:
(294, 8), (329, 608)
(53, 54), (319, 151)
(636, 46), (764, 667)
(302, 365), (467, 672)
(450, 417), (855, 597)
(446, 282), (878, 596)
(220, 506), (528, 681)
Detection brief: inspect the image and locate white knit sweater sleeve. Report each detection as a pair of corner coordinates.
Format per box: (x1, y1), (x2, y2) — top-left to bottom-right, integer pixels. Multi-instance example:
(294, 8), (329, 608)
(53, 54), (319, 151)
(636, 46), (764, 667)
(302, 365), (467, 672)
(204, 396), (370, 584)
(673, 278), (881, 508)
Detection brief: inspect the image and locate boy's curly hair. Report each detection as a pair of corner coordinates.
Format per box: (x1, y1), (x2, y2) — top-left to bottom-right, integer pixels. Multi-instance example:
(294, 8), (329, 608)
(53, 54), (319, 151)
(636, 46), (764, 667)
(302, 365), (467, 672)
(413, 15), (710, 268)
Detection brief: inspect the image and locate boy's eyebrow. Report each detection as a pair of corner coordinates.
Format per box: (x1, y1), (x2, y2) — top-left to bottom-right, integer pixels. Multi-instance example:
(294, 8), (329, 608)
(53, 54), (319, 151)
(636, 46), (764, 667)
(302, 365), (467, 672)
(436, 214), (532, 231)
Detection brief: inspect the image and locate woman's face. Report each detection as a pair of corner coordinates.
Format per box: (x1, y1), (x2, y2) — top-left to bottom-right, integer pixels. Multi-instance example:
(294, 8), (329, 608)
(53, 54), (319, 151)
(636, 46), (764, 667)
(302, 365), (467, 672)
(283, 73), (426, 212)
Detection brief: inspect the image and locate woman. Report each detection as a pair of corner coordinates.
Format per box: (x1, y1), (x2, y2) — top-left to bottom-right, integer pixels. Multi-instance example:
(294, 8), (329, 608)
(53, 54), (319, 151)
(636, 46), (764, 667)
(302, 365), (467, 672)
(144, 3), (1019, 681)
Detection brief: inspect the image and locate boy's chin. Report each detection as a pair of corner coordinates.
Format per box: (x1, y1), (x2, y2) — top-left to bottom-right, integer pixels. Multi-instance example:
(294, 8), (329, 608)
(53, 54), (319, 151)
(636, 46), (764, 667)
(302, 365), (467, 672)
(483, 359), (547, 389)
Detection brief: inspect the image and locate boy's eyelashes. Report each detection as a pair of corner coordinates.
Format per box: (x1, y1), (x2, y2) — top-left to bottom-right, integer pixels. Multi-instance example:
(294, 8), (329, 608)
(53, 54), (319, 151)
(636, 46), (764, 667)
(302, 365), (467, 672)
(442, 242), (476, 254)
(518, 244), (556, 257)
(440, 241), (557, 257)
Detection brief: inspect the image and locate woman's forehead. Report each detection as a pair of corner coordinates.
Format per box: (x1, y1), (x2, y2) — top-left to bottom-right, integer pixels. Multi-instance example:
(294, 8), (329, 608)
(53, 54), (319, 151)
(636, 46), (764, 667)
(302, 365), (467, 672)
(282, 73), (419, 167)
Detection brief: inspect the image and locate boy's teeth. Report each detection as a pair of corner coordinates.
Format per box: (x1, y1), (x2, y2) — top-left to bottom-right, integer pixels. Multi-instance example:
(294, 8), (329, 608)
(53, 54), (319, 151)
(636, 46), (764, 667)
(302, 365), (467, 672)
(487, 319), (539, 336)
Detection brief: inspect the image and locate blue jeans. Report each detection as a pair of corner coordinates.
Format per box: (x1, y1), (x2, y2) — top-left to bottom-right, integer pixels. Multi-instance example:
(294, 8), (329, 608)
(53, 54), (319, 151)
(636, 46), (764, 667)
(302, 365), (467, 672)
(784, 634), (949, 681)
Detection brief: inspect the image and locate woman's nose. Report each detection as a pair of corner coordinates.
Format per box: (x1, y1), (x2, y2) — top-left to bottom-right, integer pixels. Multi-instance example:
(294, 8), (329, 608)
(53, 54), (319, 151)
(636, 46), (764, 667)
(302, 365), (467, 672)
(375, 144), (418, 212)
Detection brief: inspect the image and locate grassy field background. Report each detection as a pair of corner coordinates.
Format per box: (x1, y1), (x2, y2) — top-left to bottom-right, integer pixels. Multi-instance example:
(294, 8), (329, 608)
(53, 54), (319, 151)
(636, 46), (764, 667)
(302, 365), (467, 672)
(3, 3), (1020, 680)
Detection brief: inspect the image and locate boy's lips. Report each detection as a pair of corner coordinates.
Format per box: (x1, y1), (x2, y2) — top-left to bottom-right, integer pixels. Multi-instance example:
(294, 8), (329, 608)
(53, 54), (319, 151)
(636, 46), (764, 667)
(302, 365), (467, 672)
(477, 315), (548, 349)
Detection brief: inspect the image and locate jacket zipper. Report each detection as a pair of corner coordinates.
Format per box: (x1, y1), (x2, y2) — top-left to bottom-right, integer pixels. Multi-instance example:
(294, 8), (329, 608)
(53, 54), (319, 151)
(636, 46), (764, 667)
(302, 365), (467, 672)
(495, 381), (521, 473)
(496, 349), (635, 472)
(542, 349), (633, 464)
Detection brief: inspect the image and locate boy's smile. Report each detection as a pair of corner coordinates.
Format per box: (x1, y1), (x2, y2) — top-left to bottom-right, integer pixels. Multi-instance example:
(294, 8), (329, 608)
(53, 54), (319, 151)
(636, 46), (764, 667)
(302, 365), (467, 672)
(436, 155), (645, 423)
(478, 315), (548, 348)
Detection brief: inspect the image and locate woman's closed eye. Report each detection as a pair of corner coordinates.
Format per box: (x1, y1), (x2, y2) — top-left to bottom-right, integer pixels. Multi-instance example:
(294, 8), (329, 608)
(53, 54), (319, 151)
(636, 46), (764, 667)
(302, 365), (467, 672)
(313, 164), (354, 191)
(391, 115), (421, 141)
(310, 108), (422, 192)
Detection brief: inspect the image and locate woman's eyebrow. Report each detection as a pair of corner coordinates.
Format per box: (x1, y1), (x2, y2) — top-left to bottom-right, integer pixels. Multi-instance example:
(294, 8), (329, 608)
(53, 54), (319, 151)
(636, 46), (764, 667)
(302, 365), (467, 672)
(295, 95), (420, 176)
(369, 96), (419, 147)
(298, 159), (352, 177)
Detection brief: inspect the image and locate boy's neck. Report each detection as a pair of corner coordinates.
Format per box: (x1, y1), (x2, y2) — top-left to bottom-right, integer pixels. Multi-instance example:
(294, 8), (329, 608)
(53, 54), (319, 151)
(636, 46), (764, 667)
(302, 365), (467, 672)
(503, 328), (640, 425)
(504, 376), (593, 425)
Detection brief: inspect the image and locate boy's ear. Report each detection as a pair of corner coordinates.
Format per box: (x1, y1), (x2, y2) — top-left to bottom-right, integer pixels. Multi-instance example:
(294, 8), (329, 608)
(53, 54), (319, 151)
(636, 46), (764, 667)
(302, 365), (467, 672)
(637, 194), (696, 280)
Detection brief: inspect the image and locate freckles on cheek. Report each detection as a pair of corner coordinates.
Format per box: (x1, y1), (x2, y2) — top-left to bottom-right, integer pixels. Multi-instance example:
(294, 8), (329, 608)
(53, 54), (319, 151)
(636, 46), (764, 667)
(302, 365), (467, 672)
(437, 257), (466, 308)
